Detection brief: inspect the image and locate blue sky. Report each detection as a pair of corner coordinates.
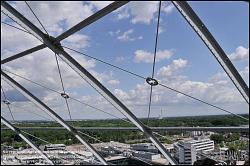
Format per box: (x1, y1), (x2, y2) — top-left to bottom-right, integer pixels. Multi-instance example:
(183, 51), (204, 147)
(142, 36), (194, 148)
(1, 1), (249, 121)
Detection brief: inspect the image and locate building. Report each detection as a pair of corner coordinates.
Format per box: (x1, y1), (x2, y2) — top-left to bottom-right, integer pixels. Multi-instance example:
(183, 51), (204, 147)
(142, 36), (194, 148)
(132, 151), (161, 161)
(164, 144), (175, 154)
(40, 144), (66, 151)
(130, 143), (159, 153)
(100, 146), (122, 155)
(191, 131), (204, 137)
(174, 138), (214, 165)
(219, 147), (229, 160)
(174, 142), (197, 165)
(18, 156), (44, 164)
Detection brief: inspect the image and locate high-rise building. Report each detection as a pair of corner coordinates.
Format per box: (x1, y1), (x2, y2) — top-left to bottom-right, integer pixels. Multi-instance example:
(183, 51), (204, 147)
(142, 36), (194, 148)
(174, 138), (214, 165)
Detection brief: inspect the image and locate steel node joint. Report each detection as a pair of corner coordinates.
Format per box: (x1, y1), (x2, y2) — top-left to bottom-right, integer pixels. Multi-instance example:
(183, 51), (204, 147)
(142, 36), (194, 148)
(44, 34), (64, 53)
(146, 77), (158, 86)
(3, 100), (11, 105)
(15, 128), (21, 133)
(141, 125), (153, 135)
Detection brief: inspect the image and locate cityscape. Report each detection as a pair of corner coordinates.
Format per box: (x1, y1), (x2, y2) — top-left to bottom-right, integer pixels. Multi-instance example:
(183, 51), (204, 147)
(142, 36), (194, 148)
(1, 1), (249, 165)
(1, 115), (249, 165)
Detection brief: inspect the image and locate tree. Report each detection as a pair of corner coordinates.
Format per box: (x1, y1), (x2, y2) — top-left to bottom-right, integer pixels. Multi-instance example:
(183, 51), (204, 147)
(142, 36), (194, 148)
(210, 134), (224, 144)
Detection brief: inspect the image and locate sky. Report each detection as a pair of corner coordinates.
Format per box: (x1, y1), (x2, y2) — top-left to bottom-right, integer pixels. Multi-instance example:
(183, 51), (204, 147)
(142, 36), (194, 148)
(1, 1), (249, 122)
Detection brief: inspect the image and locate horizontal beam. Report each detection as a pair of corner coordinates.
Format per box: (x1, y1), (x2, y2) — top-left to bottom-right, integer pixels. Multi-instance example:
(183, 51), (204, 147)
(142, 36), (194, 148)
(172, 1), (249, 104)
(1, 127), (249, 133)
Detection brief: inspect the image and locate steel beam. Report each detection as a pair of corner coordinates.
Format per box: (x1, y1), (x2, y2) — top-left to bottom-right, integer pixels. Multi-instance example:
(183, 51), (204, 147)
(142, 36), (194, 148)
(172, 1), (249, 104)
(1, 44), (47, 64)
(1, 1), (128, 64)
(1, 1), (177, 164)
(1, 116), (54, 165)
(1, 44), (46, 64)
(1, 71), (108, 165)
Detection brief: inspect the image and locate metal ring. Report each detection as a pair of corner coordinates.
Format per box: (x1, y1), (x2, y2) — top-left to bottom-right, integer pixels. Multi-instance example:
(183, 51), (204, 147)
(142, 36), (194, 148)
(61, 93), (69, 99)
(3, 100), (11, 105)
(146, 77), (158, 86)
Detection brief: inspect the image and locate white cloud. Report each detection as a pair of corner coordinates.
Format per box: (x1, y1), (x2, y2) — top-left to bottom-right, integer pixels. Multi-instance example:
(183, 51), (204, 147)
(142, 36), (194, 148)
(240, 66), (249, 85)
(129, 1), (159, 24)
(109, 29), (142, 42)
(229, 46), (249, 61)
(118, 66), (245, 108)
(114, 89), (130, 100)
(117, 29), (133, 41)
(116, 1), (174, 24)
(108, 79), (120, 85)
(134, 49), (174, 63)
(108, 29), (120, 36)
(157, 58), (187, 78)
(10, 1), (94, 36)
(162, 2), (175, 14)
(88, 1), (113, 10)
(116, 29), (142, 42)
(241, 66), (249, 75)
(2, 48), (96, 93)
(117, 9), (130, 20)
(1, 24), (42, 59)
(209, 65), (249, 86)
(62, 34), (90, 49)
(172, 59), (188, 68)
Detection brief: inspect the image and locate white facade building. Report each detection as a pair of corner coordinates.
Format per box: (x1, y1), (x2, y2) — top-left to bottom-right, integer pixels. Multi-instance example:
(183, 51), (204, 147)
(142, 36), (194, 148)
(174, 138), (214, 165)
(40, 144), (66, 151)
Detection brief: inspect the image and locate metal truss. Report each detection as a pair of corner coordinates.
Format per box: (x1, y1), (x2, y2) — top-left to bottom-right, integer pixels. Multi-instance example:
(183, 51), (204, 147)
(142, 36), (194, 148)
(1, 1), (249, 165)
(1, 1), (248, 105)
(1, 116), (54, 165)
(1, 71), (108, 165)
(1, 1), (129, 64)
(1, 1), (178, 164)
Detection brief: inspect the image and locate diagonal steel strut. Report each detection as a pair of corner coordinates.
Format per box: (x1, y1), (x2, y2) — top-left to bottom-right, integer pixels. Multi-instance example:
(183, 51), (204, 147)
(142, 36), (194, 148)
(55, 1), (129, 42)
(1, 71), (108, 165)
(172, 1), (249, 104)
(1, 44), (47, 64)
(1, 116), (54, 165)
(1, 1), (177, 164)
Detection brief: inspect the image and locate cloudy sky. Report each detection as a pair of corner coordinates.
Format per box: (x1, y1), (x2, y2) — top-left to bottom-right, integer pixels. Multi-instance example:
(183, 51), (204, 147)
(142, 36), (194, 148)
(1, 1), (249, 121)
